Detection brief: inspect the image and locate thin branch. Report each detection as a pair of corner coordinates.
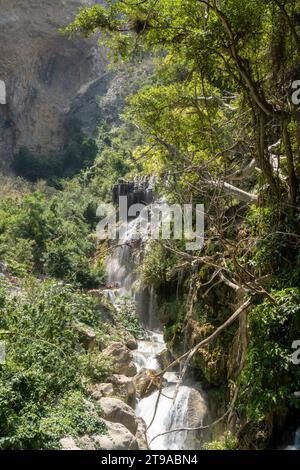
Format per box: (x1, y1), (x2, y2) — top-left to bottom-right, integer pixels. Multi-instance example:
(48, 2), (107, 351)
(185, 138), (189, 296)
(157, 299), (252, 378)
(148, 386), (239, 446)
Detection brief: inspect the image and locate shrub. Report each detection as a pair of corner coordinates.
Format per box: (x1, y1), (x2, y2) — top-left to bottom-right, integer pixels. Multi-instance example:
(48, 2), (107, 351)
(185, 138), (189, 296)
(238, 288), (300, 422)
(12, 120), (98, 182)
(203, 431), (238, 450)
(115, 296), (145, 339)
(0, 280), (110, 449)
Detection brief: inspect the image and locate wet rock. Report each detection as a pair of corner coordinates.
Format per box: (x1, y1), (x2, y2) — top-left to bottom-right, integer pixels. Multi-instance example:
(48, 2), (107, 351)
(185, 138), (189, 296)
(186, 388), (209, 428)
(98, 397), (138, 434)
(134, 368), (159, 398)
(156, 348), (173, 370)
(184, 387), (212, 447)
(125, 336), (138, 351)
(102, 342), (137, 377)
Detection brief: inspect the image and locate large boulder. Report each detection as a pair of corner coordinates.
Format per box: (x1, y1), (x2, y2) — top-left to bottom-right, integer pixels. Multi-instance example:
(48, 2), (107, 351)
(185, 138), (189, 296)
(125, 335), (138, 351)
(134, 368), (159, 399)
(93, 420), (139, 450)
(60, 420), (139, 451)
(183, 387), (211, 448)
(110, 374), (136, 406)
(102, 342), (137, 377)
(186, 388), (209, 428)
(156, 348), (173, 370)
(135, 417), (148, 450)
(98, 397), (138, 435)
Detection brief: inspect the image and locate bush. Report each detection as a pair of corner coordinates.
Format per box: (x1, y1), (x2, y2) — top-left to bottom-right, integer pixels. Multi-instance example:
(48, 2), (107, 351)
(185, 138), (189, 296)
(203, 431), (238, 450)
(0, 190), (106, 288)
(139, 242), (178, 289)
(238, 288), (300, 422)
(0, 280), (110, 449)
(38, 391), (106, 450)
(115, 296), (145, 339)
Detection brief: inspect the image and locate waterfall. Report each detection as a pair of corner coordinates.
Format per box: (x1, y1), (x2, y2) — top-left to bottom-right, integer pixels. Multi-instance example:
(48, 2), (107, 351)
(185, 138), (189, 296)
(133, 332), (210, 450)
(136, 386), (203, 451)
(105, 217), (160, 329)
(104, 198), (210, 450)
(132, 332), (164, 372)
(285, 426), (300, 450)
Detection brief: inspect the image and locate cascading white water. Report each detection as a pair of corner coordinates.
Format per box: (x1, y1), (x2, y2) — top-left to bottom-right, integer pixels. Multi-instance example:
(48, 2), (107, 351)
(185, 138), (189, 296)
(133, 332), (209, 450)
(136, 385), (202, 450)
(285, 426), (300, 450)
(104, 213), (209, 450)
(104, 217), (160, 329)
(132, 332), (165, 372)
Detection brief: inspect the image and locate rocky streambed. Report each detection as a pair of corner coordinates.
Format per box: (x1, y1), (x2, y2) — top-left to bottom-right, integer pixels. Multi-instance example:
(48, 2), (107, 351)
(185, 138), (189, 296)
(60, 328), (210, 451)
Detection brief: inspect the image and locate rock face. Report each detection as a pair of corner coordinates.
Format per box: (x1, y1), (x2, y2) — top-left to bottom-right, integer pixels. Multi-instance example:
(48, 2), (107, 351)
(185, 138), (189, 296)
(134, 368), (159, 399)
(98, 397), (138, 435)
(0, 0), (107, 168)
(102, 342), (137, 377)
(60, 420), (139, 450)
(109, 374), (136, 405)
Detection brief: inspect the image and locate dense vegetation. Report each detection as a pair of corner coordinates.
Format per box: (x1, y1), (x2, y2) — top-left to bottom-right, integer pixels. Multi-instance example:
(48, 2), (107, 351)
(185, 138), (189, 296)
(1, 0), (300, 450)
(0, 280), (110, 449)
(0, 122), (140, 448)
(65, 0), (300, 449)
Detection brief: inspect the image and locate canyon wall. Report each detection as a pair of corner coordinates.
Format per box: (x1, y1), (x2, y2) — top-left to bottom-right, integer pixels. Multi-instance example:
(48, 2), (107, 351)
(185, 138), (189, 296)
(0, 0), (107, 170)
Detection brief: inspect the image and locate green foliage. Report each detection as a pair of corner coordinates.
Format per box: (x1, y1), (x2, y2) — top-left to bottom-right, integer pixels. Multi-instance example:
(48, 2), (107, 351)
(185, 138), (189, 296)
(62, 4), (117, 38)
(115, 296), (145, 339)
(38, 391), (106, 449)
(203, 431), (238, 450)
(245, 205), (299, 278)
(139, 242), (178, 289)
(0, 189), (105, 287)
(2, 0), (300, 451)
(93, 124), (137, 201)
(79, 352), (112, 383)
(239, 288), (300, 422)
(0, 280), (109, 449)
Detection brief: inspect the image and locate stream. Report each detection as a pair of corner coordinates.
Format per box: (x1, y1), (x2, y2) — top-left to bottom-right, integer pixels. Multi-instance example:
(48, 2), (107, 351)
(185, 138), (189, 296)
(286, 428), (300, 450)
(133, 332), (208, 450)
(104, 217), (209, 450)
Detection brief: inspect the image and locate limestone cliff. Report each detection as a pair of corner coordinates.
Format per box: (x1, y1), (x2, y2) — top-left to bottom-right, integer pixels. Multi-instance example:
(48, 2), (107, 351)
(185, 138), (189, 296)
(0, 0), (107, 170)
